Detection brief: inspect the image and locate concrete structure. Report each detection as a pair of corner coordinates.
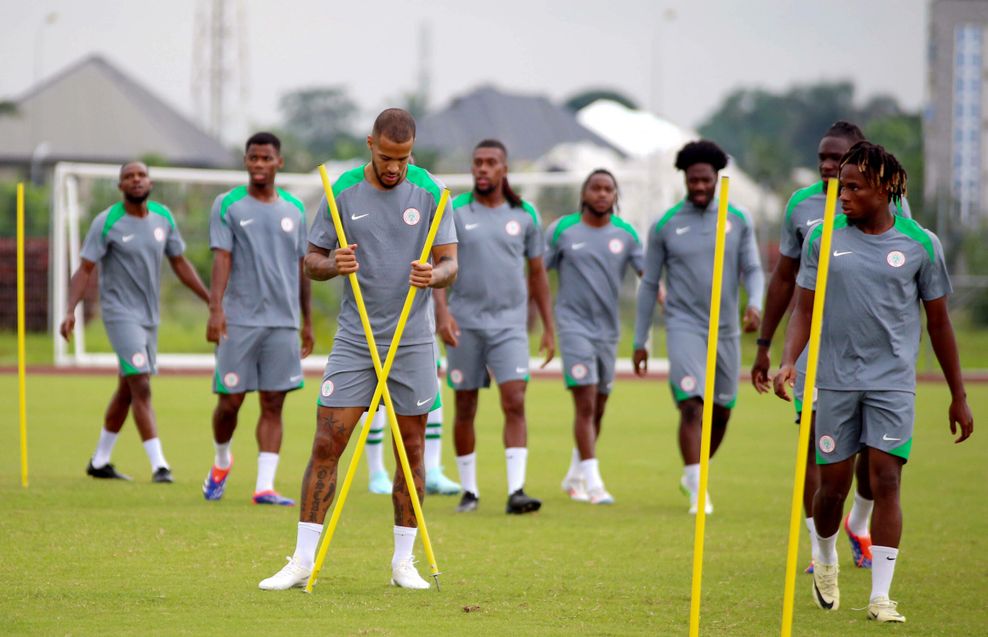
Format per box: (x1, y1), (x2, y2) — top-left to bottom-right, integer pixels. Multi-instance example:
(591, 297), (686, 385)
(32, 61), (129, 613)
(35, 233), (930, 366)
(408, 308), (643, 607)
(926, 0), (988, 226)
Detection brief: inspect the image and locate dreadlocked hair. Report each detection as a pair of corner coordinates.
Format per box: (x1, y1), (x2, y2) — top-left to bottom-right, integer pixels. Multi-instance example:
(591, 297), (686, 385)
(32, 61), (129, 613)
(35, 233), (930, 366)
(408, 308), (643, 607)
(580, 168), (620, 214)
(474, 139), (523, 208)
(839, 141), (908, 206)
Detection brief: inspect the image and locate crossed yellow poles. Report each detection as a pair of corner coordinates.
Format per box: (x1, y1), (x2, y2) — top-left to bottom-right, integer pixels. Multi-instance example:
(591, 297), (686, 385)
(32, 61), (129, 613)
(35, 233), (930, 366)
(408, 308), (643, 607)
(305, 165), (447, 592)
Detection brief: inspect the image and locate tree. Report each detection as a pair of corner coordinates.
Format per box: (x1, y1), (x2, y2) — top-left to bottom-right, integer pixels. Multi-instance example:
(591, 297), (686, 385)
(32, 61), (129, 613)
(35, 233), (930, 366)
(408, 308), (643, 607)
(278, 87), (361, 161)
(564, 89), (638, 113)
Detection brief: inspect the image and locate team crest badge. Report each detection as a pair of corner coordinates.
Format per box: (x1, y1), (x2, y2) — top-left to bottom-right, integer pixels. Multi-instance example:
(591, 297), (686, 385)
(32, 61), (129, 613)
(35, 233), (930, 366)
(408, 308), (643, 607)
(680, 375), (697, 392)
(886, 251), (905, 268)
(153, 227), (166, 242)
(281, 217), (295, 232)
(608, 238), (623, 254)
(818, 435), (836, 454)
(505, 220), (521, 236)
(571, 363), (588, 380)
(450, 369), (463, 384)
(403, 208), (421, 226)
(224, 372), (240, 388)
(321, 380), (335, 397)
(131, 352), (146, 368)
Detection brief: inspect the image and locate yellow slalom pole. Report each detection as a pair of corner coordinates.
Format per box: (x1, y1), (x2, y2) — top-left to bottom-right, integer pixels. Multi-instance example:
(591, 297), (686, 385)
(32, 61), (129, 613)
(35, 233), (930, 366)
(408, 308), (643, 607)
(688, 176), (730, 637)
(780, 178), (839, 636)
(306, 165), (447, 592)
(16, 183), (29, 488)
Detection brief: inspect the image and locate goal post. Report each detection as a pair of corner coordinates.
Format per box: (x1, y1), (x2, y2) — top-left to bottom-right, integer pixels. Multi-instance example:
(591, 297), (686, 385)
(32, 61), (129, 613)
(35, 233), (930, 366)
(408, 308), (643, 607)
(49, 161), (666, 375)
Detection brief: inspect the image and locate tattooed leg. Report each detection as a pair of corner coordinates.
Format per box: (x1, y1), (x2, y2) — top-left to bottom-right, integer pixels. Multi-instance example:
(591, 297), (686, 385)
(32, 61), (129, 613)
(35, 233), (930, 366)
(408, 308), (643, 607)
(299, 406), (364, 523)
(392, 413), (427, 527)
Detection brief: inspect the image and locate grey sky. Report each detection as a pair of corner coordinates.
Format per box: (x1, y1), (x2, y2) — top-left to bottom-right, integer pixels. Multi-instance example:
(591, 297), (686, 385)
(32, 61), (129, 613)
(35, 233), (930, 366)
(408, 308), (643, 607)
(1, 0), (927, 142)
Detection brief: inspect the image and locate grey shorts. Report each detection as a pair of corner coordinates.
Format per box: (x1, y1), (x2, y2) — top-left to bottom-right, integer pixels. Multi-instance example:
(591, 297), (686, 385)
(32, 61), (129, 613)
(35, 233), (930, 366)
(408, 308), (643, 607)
(445, 327), (530, 390)
(214, 325), (303, 394)
(560, 332), (617, 394)
(666, 329), (738, 408)
(319, 338), (438, 416)
(815, 389), (915, 464)
(105, 321), (157, 376)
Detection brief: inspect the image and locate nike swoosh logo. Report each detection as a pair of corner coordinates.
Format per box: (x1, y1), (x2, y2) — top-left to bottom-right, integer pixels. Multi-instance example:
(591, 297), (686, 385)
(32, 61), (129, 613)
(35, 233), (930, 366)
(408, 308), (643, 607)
(465, 223), (479, 230)
(833, 250), (853, 257)
(813, 581), (834, 610)
(515, 367), (528, 374)
(290, 374), (304, 382)
(676, 226), (690, 235)
(417, 398), (432, 406)
(806, 218), (823, 227)
(882, 434), (901, 441)
(571, 242), (586, 250)
(121, 234), (135, 242)
(351, 213), (369, 220)
(717, 393), (732, 400)
(240, 218), (254, 227)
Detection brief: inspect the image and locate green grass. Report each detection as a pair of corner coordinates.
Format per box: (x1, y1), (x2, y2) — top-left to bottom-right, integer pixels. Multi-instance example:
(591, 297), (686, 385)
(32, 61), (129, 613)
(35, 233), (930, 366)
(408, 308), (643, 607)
(0, 375), (984, 636)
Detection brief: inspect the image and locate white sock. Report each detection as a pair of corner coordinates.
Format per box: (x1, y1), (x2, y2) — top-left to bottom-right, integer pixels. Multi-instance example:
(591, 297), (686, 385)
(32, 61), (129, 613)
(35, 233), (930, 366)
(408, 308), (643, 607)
(213, 440), (232, 469)
(580, 458), (603, 492)
(365, 410), (387, 477)
(814, 529), (839, 565)
(142, 438), (168, 470)
(848, 491), (874, 536)
(293, 521), (323, 568)
(425, 416), (442, 472)
(392, 525), (418, 569)
(92, 428), (119, 468)
(505, 447), (528, 494)
(805, 517), (821, 562)
(683, 463), (700, 494)
(456, 452), (478, 496)
(256, 452), (279, 493)
(870, 545), (899, 601)
(564, 448), (581, 482)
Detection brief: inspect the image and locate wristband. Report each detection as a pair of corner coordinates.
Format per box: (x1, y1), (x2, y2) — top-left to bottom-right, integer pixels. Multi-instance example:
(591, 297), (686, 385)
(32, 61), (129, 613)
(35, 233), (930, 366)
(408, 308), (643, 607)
(756, 338), (771, 348)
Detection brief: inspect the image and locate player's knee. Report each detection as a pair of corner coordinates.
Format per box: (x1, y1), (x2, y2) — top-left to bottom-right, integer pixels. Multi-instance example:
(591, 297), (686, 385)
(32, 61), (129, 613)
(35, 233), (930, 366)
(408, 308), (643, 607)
(259, 392), (285, 415)
(870, 465), (901, 499)
(679, 399), (702, 423)
(310, 430), (337, 462)
(215, 395), (243, 419)
(127, 375), (152, 402)
(500, 391), (525, 420)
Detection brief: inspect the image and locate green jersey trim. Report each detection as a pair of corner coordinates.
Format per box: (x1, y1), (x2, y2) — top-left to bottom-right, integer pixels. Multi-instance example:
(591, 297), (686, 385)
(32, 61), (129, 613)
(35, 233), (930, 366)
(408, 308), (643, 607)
(332, 166), (365, 199)
(726, 203), (747, 224)
(653, 201), (685, 236)
(550, 212), (582, 248)
(520, 200), (542, 227)
(892, 216), (935, 263)
(148, 201), (176, 229)
(405, 164), (442, 205)
(452, 192), (474, 209)
(118, 354), (140, 376)
(219, 186), (249, 226)
(609, 215), (640, 244)
(785, 181), (824, 224)
(888, 437), (913, 460)
(277, 187), (305, 220)
(805, 214), (849, 260)
(102, 203), (126, 238)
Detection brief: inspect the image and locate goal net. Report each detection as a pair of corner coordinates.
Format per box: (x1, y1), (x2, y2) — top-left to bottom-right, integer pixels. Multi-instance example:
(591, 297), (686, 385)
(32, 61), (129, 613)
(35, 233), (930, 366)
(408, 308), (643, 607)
(50, 161), (667, 374)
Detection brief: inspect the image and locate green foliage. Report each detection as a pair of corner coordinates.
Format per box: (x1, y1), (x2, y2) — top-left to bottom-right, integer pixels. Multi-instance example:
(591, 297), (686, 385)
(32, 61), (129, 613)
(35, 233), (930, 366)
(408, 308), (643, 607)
(698, 81), (910, 192)
(865, 113), (926, 224)
(0, 376), (984, 636)
(278, 86), (362, 161)
(0, 181), (50, 238)
(564, 88), (639, 112)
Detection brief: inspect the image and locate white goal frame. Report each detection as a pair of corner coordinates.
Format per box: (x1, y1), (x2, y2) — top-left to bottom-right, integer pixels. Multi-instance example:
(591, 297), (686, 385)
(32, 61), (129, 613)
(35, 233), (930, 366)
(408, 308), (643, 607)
(50, 161), (666, 375)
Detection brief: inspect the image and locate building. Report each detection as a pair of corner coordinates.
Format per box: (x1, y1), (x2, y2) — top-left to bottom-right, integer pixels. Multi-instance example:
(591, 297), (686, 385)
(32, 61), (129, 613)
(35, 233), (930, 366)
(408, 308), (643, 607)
(926, 0), (988, 226)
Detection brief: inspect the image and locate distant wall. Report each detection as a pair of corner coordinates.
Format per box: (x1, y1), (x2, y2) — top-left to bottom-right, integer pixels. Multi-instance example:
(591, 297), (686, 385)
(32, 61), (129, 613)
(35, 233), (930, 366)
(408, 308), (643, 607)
(0, 238), (48, 331)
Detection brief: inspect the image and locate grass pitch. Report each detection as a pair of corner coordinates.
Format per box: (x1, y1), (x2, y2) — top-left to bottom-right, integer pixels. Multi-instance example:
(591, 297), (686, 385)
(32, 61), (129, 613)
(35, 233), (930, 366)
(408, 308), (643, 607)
(0, 374), (984, 636)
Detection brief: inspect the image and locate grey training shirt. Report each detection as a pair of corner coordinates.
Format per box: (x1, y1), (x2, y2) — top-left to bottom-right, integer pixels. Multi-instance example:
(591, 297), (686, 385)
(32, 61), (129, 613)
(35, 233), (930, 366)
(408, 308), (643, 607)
(634, 197), (765, 348)
(797, 214), (951, 392)
(446, 193), (544, 330)
(544, 212), (644, 342)
(308, 164), (457, 347)
(209, 186), (307, 328)
(80, 201), (185, 326)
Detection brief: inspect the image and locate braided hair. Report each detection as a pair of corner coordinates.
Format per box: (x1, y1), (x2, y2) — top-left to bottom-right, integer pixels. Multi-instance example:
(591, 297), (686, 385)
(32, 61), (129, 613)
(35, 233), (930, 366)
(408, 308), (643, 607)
(839, 141), (908, 206)
(474, 139), (524, 208)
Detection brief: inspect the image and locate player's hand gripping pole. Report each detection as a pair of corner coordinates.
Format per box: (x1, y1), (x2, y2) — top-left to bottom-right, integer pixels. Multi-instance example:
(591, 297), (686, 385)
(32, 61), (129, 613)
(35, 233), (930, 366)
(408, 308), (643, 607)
(688, 176), (730, 637)
(780, 178), (838, 636)
(305, 165), (448, 593)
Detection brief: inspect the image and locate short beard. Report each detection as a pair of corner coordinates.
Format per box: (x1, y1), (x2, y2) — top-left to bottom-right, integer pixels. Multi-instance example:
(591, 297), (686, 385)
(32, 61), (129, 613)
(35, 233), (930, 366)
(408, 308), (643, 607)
(474, 183), (497, 197)
(373, 163), (403, 190)
(584, 204), (612, 217)
(124, 191), (150, 205)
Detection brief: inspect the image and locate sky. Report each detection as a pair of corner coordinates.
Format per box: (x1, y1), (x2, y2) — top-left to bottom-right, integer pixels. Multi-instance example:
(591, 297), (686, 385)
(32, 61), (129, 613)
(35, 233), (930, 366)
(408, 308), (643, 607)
(0, 0), (928, 144)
